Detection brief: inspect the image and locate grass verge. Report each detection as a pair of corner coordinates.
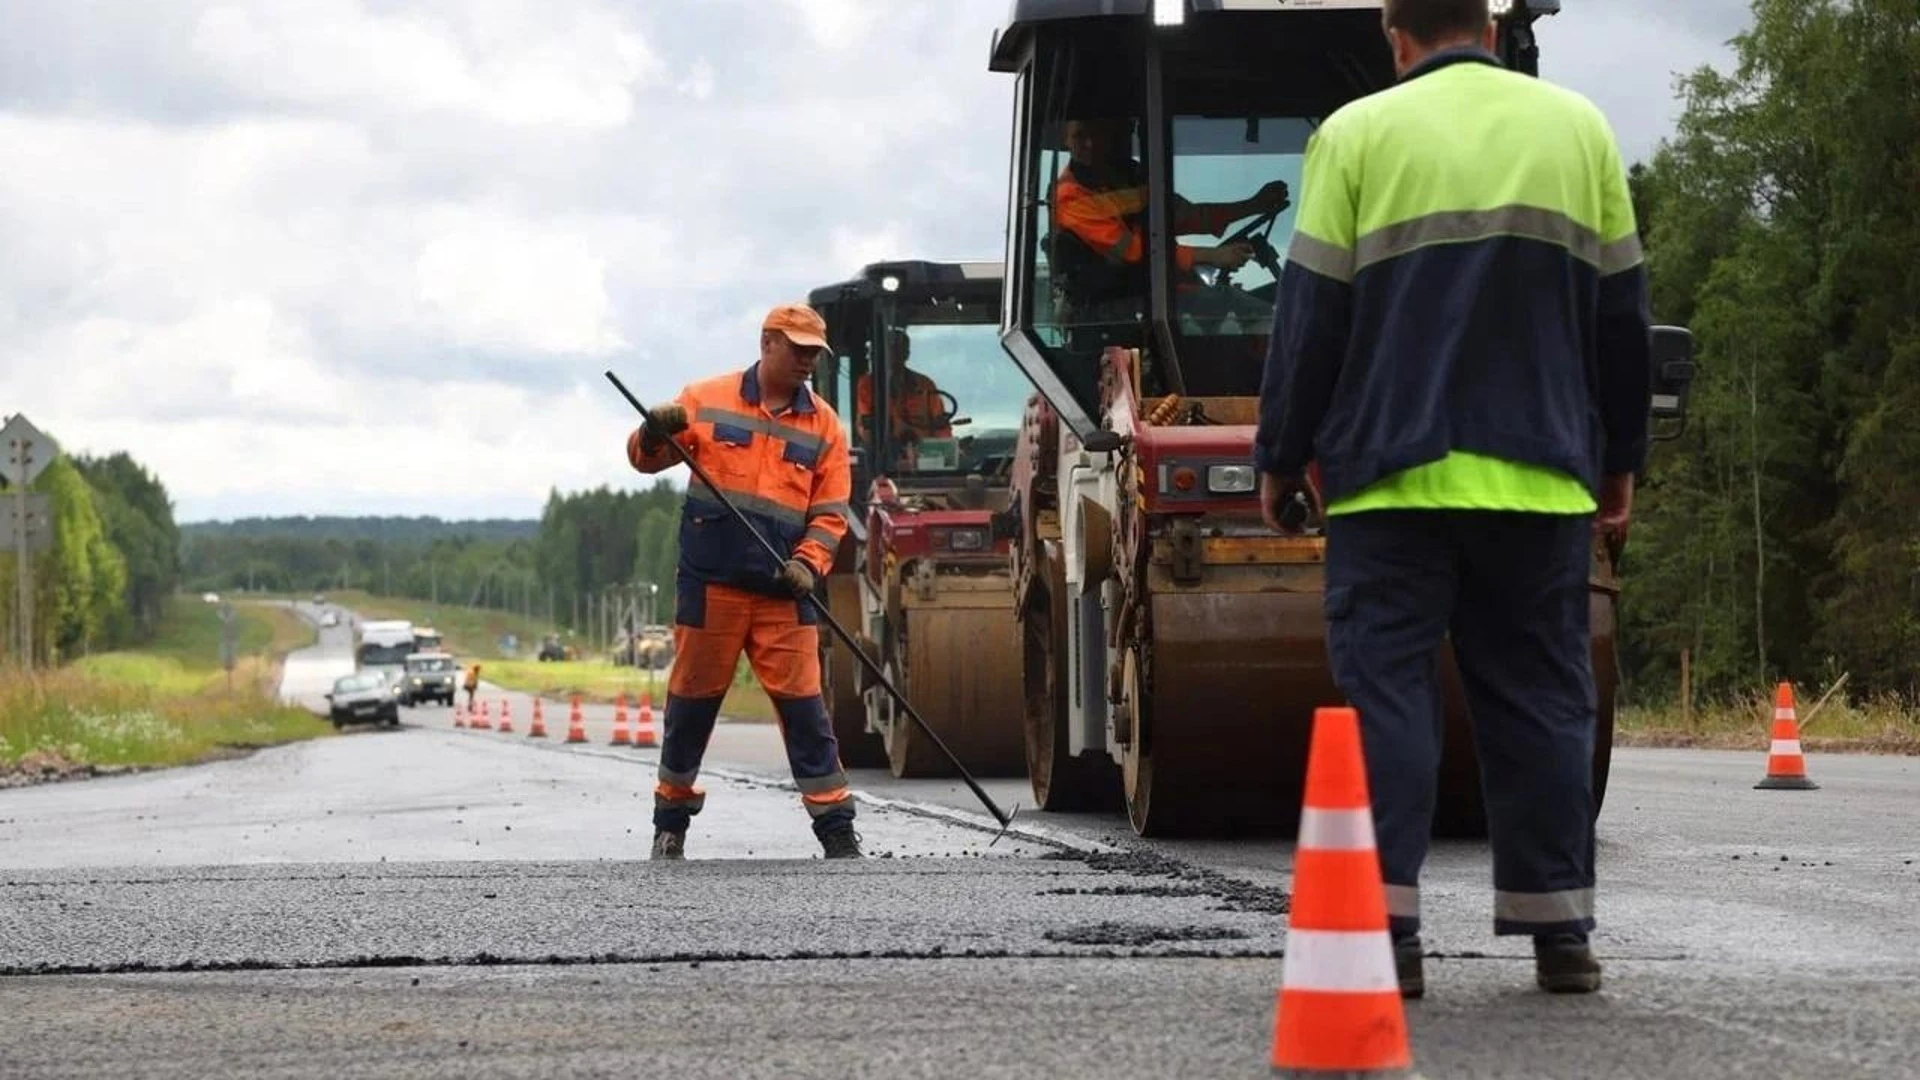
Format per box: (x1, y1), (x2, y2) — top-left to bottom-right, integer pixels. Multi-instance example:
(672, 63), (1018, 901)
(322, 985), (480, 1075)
(0, 597), (330, 781)
(1618, 687), (1920, 755)
(479, 658), (778, 723)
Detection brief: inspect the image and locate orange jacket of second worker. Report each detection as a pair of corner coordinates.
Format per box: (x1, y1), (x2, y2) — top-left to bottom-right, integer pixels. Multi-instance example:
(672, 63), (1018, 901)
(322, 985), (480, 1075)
(626, 364), (853, 601)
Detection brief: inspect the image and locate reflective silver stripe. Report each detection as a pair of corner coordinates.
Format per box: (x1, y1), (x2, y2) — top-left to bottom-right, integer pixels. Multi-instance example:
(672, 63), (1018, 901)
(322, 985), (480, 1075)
(1599, 233), (1644, 275)
(687, 484), (807, 529)
(1384, 884), (1420, 918)
(795, 771), (849, 795)
(657, 767), (699, 788)
(1494, 887), (1593, 924)
(695, 407), (824, 453)
(1103, 231), (1134, 263)
(1296, 807), (1375, 851)
(1278, 929), (1400, 993)
(1354, 206), (1603, 273)
(1286, 231), (1355, 283)
(807, 501), (851, 523)
(804, 526), (840, 551)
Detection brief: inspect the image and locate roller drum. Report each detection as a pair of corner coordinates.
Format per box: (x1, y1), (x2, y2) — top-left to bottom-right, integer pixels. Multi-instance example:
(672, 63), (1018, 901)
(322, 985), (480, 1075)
(887, 600), (1029, 779)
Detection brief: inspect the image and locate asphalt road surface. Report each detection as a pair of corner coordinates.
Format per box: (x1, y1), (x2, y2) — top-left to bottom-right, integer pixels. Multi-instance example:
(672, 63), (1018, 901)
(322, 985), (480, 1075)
(2, 603), (1917, 1078)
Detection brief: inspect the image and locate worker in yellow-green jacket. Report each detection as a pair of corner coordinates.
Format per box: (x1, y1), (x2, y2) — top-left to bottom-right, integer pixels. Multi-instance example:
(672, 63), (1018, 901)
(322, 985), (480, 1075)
(1254, 0), (1652, 1000)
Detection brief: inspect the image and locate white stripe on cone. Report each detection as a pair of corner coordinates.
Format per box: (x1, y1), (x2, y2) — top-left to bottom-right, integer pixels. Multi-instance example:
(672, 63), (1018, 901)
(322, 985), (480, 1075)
(1279, 929), (1400, 994)
(1771, 739), (1803, 756)
(1297, 807), (1378, 852)
(1775, 707), (1796, 720)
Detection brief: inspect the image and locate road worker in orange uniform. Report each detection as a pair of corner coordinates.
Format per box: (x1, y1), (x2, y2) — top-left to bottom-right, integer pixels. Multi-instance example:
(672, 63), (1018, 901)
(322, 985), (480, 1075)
(855, 328), (952, 452)
(626, 302), (861, 860)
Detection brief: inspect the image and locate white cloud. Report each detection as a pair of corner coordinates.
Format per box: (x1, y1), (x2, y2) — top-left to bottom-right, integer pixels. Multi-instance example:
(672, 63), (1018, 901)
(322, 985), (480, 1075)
(413, 204), (628, 356)
(0, 0), (1752, 522)
(190, 0), (660, 128)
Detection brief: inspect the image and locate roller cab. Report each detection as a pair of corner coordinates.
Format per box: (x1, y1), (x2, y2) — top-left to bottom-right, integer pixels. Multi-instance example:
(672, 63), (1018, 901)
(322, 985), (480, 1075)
(991, 1), (1692, 836)
(808, 260), (1031, 777)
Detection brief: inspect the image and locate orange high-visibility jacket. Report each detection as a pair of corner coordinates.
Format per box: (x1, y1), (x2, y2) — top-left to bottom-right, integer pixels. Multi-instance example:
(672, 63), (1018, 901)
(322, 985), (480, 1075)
(855, 368), (952, 441)
(627, 364), (853, 604)
(1052, 159), (1241, 276)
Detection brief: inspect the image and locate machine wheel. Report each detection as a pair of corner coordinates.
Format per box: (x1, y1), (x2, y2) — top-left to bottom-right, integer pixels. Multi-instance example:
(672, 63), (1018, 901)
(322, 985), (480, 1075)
(1021, 546), (1120, 811)
(1119, 589), (1336, 838)
(886, 604), (1027, 779)
(823, 575), (885, 769)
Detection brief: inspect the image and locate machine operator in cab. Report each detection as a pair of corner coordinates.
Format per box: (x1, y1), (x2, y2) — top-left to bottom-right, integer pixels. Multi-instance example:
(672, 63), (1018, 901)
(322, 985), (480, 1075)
(625, 302), (862, 861)
(1255, 0), (1651, 998)
(1049, 116), (1292, 325)
(855, 327), (952, 452)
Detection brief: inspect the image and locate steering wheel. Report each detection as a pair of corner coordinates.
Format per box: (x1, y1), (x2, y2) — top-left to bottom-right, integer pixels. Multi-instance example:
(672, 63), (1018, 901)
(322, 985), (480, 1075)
(1221, 205), (1286, 281)
(932, 390), (961, 430)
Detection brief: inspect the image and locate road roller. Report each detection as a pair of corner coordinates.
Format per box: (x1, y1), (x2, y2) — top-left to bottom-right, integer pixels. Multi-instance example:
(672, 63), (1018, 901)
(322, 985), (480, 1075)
(806, 259), (1034, 778)
(988, 0), (1699, 836)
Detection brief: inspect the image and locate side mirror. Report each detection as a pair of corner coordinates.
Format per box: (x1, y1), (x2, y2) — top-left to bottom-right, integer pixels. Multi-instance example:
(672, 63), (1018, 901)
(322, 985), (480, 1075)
(1649, 325), (1696, 442)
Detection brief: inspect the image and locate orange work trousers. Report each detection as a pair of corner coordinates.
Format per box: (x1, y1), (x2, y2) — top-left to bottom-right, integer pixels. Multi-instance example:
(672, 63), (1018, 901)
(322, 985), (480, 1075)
(653, 583), (853, 838)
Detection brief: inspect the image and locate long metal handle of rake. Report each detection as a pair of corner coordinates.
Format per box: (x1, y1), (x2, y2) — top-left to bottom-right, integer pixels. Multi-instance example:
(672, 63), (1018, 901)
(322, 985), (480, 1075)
(605, 370), (1017, 831)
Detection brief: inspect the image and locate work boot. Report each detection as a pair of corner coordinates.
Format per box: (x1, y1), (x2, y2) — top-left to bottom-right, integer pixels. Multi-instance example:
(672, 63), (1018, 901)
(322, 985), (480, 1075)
(650, 830), (685, 861)
(819, 827), (863, 860)
(1534, 932), (1602, 993)
(1393, 934), (1424, 999)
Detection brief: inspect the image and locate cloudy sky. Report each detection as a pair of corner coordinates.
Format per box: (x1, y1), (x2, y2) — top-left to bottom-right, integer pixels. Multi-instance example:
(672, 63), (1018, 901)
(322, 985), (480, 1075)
(0, 0), (1752, 524)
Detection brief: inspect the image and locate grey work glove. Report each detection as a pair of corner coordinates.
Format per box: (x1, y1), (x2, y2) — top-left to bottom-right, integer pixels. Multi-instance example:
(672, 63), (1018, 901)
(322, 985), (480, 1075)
(638, 404), (689, 453)
(777, 558), (816, 598)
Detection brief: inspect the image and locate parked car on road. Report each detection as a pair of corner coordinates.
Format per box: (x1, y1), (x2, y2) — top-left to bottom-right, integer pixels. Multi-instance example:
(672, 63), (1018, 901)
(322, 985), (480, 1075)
(396, 652), (458, 706)
(325, 672), (399, 729)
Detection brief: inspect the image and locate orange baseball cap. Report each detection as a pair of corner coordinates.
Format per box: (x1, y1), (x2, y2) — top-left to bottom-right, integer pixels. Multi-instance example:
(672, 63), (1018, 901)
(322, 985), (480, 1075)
(762, 303), (829, 349)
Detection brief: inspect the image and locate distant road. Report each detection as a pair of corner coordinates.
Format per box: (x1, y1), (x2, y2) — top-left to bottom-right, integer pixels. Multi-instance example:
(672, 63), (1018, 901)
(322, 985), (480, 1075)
(274, 601), (360, 708)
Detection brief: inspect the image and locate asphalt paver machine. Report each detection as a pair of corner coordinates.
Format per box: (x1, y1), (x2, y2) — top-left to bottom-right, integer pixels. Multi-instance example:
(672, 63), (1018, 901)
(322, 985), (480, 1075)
(808, 259), (1035, 778)
(988, 0), (1698, 835)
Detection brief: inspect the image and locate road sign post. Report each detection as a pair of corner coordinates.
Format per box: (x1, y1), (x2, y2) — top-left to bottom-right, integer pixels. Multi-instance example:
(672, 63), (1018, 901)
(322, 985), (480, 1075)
(3, 413), (56, 672)
(219, 602), (237, 692)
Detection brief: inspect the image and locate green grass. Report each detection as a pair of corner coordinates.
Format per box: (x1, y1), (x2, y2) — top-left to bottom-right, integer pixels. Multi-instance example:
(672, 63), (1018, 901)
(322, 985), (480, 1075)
(0, 596), (330, 773)
(323, 590), (564, 661)
(1618, 686), (1920, 754)
(480, 658), (778, 723)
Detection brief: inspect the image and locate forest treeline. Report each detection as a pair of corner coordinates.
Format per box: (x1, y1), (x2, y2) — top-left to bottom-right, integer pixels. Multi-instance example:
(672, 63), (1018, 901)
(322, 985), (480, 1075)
(1620, 0), (1920, 701)
(178, 482), (685, 633)
(1, 442), (183, 664)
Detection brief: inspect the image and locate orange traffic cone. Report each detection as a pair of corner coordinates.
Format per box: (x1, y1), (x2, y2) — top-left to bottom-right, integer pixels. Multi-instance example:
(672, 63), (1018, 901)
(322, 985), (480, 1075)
(528, 698), (548, 738)
(1755, 682), (1818, 790)
(632, 690), (659, 748)
(610, 693), (632, 746)
(453, 703), (467, 729)
(472, 700), (492, 731)
(497, 699), (514, 734)
(565, 695), (588, 743)
(1270, 706), (1412, 1076)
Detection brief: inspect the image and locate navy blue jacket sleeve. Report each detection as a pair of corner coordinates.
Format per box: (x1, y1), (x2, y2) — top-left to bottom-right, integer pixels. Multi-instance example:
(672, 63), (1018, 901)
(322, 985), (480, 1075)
(1596, 263), (1653, 477)
(1255, 265), (1351, 476)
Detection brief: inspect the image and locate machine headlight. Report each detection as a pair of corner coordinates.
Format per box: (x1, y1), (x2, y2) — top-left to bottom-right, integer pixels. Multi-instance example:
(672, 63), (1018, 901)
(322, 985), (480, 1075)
(948, 527), (987, 552)
(411, 678), (423, 686)
(1206, 464), (1257, 494)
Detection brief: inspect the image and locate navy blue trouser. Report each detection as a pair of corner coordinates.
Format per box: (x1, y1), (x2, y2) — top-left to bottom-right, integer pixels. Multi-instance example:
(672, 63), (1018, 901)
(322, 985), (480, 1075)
(1322, 509), (1598, 939)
